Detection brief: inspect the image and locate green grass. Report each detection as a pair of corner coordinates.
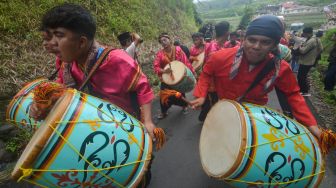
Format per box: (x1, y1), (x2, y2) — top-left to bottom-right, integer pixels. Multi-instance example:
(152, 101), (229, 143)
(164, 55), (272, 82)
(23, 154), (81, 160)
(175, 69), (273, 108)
(0, 0), (198, 97)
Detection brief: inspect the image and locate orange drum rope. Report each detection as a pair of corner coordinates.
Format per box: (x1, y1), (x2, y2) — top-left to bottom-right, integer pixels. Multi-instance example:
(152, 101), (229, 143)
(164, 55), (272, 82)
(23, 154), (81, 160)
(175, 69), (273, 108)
(319, 128), (336, 155)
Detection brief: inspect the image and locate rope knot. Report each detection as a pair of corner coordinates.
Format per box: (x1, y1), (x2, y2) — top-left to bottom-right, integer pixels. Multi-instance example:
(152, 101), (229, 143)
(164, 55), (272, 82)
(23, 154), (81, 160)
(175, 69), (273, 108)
(18, 168), (33, 182)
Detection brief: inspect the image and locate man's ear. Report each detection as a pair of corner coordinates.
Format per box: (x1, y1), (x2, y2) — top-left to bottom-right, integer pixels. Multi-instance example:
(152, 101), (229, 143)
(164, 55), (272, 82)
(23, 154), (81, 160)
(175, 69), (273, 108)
(79, 36), (89, 49)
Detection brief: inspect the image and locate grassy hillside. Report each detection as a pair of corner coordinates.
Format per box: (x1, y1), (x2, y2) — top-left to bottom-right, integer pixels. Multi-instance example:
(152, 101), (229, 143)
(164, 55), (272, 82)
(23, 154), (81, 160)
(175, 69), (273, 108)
(0, 0), (198, 97)
(196, 0), (332, 28)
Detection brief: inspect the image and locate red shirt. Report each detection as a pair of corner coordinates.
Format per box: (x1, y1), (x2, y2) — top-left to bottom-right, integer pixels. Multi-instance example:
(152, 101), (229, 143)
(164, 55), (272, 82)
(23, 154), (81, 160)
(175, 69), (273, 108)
(194, 47), (317, 127)
(56, 49), (154, 114)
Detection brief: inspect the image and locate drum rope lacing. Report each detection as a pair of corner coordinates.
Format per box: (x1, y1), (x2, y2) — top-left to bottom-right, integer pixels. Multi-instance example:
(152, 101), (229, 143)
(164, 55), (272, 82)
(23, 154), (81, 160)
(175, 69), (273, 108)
(18, 123), (151, 187)
(9, 90), (152, 187)
(222, 104), (325, 186)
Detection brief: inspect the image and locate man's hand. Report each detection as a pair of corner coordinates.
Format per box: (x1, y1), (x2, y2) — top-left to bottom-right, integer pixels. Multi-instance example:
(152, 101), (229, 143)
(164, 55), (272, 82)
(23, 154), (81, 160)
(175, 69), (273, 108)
(162, 68), (172, 74)
(190, 97), (205, 110)
(143, 121), (156, 140)
(307, 125), (322, 139)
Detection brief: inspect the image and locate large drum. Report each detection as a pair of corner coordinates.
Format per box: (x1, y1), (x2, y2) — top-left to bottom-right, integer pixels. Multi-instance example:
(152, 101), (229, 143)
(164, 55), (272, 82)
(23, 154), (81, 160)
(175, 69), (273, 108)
(192, 51), (205, 72)
(6, 79), (49, 131)
(200, 100), (324, 188)
(12, 89), (152, 188)
(161, 60), (196, 93)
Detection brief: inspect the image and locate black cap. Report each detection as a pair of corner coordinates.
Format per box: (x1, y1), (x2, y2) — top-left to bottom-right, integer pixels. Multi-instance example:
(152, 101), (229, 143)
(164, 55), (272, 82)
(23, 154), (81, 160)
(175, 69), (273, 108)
(303, 27), (313, 34)
(117, 32), (131, 43)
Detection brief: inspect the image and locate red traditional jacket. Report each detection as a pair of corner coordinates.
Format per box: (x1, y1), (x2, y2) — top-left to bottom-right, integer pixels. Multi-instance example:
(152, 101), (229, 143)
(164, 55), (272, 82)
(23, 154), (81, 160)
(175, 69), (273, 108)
(194, 47), (317, 126)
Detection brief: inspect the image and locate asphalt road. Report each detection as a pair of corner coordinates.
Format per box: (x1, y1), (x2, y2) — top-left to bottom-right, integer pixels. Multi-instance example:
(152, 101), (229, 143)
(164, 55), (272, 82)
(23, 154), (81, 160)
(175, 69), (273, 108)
(148, 90), (336, 188)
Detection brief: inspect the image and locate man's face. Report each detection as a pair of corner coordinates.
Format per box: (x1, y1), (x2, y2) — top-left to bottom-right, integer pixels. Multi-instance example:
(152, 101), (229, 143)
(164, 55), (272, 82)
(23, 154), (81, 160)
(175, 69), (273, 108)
(45, 27), (83, 62)
(243, 35), (276, 65)
(159, 37), (171, 48)
(192, 37), (204, 47)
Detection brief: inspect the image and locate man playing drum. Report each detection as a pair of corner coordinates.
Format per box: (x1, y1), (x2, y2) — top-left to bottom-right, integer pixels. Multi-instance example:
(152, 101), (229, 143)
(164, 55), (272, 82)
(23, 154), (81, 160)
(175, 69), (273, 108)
(198, 21), (230, 122)
(29, 5), (166, 187)
(153, 32), (195, 119)
(191, 15), (329, 147)
(189, 32), (206, 73)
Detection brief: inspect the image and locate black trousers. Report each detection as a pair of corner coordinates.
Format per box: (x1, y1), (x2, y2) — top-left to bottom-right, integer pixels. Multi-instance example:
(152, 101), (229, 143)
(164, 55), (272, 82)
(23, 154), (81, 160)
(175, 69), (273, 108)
(160, 83), (188, 114)
(198, 92), (218, 122)
(324, 63), (336, 91)
(297, 64), (313, 93)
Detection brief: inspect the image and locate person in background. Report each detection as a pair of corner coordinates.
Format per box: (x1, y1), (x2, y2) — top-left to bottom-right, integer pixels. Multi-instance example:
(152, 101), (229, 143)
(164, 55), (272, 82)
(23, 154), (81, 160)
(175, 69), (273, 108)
(324, 32), (336, 91)
(197, 21), (230, 122)
(189, 32), (206, 74)
(153, 33), (195, 119)
(314, 30), (324, 67)
(224, 31), (241, 48)
(117, 31), (143, 61)
(173, 40), (190, 59)
(190, 15), (330, 151)
(297, 27), (323, 96)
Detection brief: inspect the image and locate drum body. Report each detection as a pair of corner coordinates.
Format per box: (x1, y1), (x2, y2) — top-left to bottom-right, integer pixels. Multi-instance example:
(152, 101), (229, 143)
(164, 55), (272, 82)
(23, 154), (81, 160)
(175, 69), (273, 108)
(12, 89), (152, 188)
(161, 60), (196, 93)
(200, 100), (324, 188)
(6, 79), (48, 131)
(192, 52), (205, 72)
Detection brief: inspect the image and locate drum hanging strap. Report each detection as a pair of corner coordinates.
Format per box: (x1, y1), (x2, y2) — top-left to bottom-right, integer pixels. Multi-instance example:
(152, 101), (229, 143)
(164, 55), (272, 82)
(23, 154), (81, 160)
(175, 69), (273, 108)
(79, 48), (114, 91)
(237, 60), (275, 102)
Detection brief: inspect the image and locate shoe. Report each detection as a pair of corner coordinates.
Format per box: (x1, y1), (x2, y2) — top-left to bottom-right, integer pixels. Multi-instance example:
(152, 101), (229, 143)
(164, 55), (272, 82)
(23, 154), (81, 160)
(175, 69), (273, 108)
(157, 113), (168, 119)
(301, 93), (311, 97)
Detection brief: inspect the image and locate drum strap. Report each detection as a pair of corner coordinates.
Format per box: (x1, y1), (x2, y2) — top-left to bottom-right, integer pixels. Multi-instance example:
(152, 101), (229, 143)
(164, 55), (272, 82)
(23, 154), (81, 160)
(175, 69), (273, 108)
(237, 60), (275, 102)
(79, 47), (114, 91)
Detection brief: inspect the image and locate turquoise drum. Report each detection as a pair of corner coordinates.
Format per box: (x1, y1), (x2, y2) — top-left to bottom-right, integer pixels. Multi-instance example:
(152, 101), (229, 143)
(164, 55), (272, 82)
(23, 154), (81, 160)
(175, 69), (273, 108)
(279, 44), (292, 62)
(162, 60), (196, 93)
(200, 100), (325, 188)
(12, 89), (152, 188)
(6, 79), (49, 131)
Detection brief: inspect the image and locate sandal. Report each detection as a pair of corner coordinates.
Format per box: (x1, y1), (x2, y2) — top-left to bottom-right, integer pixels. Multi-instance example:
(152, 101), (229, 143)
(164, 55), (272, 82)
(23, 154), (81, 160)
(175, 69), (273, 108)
(157, 113), (168, 119)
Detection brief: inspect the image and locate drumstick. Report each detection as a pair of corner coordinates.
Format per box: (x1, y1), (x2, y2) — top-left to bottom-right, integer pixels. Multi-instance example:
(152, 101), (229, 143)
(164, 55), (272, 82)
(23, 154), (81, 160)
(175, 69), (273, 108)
(168, 63), (175, 81)
(181, 96), (192, 106)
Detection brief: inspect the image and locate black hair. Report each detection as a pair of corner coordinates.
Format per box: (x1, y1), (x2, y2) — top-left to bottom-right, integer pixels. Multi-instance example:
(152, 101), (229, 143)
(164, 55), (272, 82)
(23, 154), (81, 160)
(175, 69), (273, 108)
(41, 3), (96, 40)
(303, 27), (313, 34)
(215, 21), (230, 37)
(173, 40), (181, 46)
(191, 32), (204, 39)
(158, 32), (170, 43)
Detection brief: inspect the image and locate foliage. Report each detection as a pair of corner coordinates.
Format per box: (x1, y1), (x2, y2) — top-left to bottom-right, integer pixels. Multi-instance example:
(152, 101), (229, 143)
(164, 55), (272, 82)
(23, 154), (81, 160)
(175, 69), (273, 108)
(238, 6), (254, 30)
(310, 28), (336, 107)
(5, 129), (33, 154)
(0, 0), (198, 97)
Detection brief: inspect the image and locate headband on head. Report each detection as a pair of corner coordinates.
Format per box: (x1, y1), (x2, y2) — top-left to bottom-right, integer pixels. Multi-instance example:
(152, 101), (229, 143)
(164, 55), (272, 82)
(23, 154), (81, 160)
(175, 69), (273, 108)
(158, 33), (170, 43)
(246, 15), (283, 44)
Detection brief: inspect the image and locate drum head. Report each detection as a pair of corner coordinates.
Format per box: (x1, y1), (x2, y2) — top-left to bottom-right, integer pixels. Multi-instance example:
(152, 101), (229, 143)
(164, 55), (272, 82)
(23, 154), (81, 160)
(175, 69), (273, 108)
(162, 60), (186, 85)
(12, 90), (74, 180)
(200, 100), (246, 178)
(192, 52), (205, 70)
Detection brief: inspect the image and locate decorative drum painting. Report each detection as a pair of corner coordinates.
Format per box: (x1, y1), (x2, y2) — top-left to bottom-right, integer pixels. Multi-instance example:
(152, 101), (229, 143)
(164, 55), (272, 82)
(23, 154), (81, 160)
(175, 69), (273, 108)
(12, 89), (152, 188)
(200, 100), (324, 188)
(6, 79), (48, 131)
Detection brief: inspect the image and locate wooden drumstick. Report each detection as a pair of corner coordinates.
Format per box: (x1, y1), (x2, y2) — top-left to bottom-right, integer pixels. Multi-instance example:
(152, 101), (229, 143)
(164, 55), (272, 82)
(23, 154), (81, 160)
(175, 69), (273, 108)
(168, 63), (175, 81)
(181, 96), (192, 106)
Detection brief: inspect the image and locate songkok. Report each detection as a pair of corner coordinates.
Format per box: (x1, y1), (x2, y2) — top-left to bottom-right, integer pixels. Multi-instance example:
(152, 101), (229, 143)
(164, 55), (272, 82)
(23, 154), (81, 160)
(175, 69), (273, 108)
(246, 15), (283, 44)
(117, 32), (131, 43)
